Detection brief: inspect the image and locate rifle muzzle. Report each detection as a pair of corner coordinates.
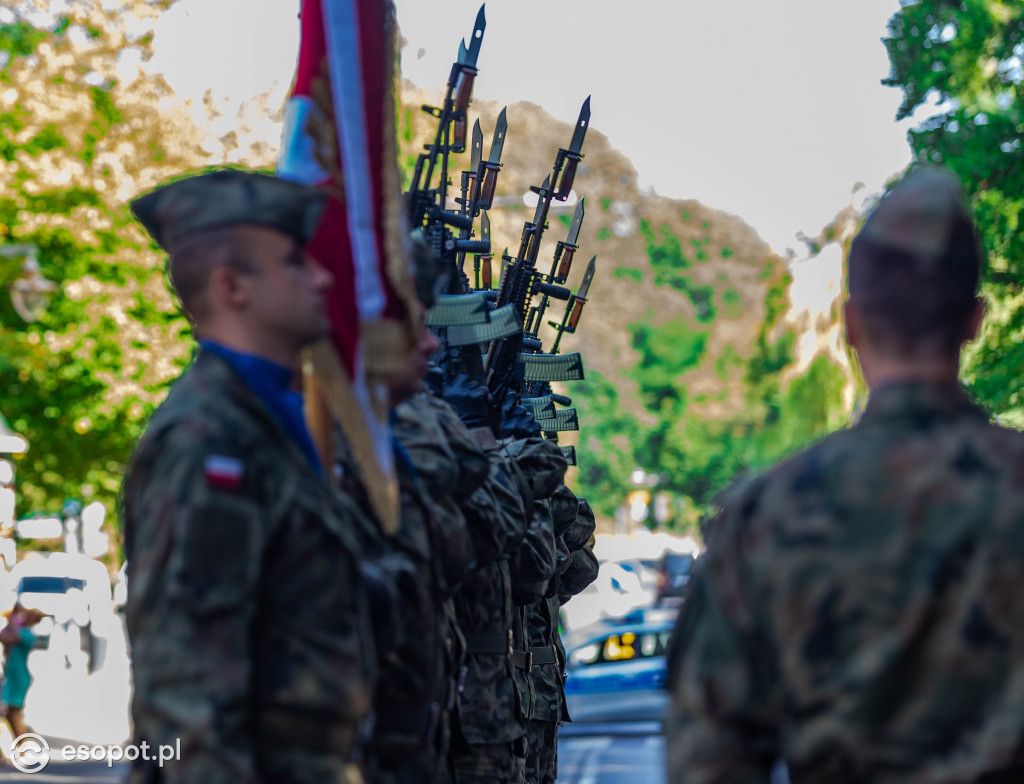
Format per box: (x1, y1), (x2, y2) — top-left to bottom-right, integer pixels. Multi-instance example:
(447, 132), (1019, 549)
(522, 336), (544, 352)
(430, 208), (474, 231)
(455, 239), (490, 254)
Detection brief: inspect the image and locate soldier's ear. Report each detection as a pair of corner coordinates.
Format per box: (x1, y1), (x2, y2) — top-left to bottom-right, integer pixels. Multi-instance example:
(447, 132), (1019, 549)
(209, 266), (251, 312)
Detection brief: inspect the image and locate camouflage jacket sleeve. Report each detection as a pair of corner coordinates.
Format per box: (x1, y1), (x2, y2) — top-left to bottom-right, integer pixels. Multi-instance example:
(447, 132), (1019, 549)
(665, 482), (780, 784)
(124, 429), (272, 782)
(509, 499), (558, 605)
(393, 396), (475, 597)
(457, 429), (531, 565)
(558, 545), (599, 603)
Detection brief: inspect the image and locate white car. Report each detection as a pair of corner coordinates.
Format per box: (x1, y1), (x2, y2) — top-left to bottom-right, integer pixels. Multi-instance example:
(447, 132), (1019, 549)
(560, 561), (656, 632)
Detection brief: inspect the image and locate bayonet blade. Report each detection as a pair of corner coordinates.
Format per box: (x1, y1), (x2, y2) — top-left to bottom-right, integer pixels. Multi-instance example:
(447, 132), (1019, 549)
(487, 107), (508, 164)
(566, 198), (585, 246)
(575, 255), (597, 300)
(568, 96), (591, 155)
(470, 120), (483, 172)
(466, 5), (486, 67)
(481, 211), (491, 244)
(457, 38), (468, 65)
(532, 175), (550, 224)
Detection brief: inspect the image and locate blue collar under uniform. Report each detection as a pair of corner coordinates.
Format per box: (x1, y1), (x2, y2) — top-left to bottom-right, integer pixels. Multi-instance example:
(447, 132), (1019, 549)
(201, 341), (323, 475)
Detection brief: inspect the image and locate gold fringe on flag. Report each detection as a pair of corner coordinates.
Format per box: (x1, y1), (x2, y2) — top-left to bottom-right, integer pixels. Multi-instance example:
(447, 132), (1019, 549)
(306, 339), (399, 535)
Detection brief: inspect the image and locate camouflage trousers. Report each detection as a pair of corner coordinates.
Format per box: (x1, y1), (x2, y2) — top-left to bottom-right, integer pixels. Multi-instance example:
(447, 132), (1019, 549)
(452, 737), (528, 784)
(524, 720), (557, 784)
(368, 702), (454, 784)
(370, 746), (453, 784)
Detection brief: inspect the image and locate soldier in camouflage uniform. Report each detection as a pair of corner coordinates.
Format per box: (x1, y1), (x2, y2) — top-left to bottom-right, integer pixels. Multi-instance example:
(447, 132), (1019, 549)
(508, 491), (560, 778)
(352, 319), (483, 784)
(438, 378), (569, 784)
(122, 170), (375, 784)
(520, 486), (579, 784)
(522, 493), (599, 784)
(664, 166), (1024, 783)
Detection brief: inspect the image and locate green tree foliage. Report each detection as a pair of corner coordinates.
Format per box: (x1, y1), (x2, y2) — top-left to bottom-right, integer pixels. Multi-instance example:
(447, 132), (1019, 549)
(0, 1), (204, 520)
(574, 218), (849, 526)
(883, 0), (1024, 417)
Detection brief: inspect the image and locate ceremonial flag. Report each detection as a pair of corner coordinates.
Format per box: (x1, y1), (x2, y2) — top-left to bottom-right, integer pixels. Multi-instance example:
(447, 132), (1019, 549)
(278, 0), (415, 533)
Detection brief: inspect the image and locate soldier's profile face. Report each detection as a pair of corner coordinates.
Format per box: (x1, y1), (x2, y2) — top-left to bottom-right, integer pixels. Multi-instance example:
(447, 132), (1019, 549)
(240, 225), (333, 348)
(386, 306), (440, 406)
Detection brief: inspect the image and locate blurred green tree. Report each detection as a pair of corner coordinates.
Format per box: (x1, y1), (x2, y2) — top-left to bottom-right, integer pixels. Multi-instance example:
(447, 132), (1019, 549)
(0, 0), (204, 524)
(883, 0), (1024, 421)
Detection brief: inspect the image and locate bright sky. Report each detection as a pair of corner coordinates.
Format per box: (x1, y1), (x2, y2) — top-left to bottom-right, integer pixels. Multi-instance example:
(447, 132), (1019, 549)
(147, 0), (931, 255)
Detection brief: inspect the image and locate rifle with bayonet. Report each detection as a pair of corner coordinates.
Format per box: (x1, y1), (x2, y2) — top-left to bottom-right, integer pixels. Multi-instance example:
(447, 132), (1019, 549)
(485, 97), (591, 411)
(407, 5), (487, 291)
(455, 110), (506, 276)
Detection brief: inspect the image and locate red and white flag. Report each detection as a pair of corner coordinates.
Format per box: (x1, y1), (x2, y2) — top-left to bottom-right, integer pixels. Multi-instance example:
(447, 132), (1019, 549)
(278, 0), (414, 532)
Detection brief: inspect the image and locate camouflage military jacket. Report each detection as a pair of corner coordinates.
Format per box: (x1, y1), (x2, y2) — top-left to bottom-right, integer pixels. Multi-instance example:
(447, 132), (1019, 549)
(510, 499), (558, 723)
(123, 350), (374, 784)
(359, 391), (483, 763)
(667, 381), (1024, 784)
(526, 495), (600, 725)
(394, 391), (486, 591)
(451, 437), (532, 746)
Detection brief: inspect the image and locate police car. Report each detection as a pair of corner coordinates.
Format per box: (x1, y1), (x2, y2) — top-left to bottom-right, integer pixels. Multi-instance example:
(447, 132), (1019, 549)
(562, 612), (674, 729)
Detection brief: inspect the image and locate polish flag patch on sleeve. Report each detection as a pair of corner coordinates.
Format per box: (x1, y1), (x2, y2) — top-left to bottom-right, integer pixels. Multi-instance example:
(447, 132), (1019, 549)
(204, 455), (246, 491)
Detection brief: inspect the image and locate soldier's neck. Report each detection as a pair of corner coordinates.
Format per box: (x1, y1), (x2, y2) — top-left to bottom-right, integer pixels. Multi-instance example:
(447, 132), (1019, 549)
(861, 356), (962, 392)
(196, 322), (299, 369)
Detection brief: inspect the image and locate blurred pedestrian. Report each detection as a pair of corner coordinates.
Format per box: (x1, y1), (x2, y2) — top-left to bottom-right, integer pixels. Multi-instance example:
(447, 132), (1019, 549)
(664, 166), (1024, 782)
(1, 603), (44, 739)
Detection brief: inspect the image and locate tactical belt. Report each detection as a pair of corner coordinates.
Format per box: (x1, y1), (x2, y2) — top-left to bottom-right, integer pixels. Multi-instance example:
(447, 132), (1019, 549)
(511, 650), (532, 670)
(257, 708), (357, 756)
(529, 645), (559, 666)
(463, 630), (510, 656)
(512, 645), (560, 671)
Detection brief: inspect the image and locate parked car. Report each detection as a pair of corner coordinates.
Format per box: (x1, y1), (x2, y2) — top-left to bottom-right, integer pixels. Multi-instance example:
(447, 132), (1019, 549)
(563, 617), (673, 726)
(560, 561), (655, 631)
(657, 550), (695, 604)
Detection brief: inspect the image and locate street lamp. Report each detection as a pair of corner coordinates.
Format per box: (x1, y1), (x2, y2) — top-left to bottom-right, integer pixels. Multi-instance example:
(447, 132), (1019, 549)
(1, 242), (52, 552)
(2, 244), (56, 323)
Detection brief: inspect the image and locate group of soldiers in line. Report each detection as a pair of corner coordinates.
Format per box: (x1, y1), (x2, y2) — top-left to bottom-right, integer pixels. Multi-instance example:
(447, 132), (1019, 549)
(121, 169), (598, 784)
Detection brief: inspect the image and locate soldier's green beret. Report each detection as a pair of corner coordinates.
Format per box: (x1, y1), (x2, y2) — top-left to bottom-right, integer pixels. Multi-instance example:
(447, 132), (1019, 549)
(859, 166), (972, 261)
(131, 170), (326, 252)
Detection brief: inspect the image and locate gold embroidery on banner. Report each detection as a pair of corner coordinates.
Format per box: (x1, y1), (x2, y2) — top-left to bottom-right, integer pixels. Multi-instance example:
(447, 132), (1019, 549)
(309, 59), (345, 202)
(308, 339), (399, 535)
(362, 318), (413, 377)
